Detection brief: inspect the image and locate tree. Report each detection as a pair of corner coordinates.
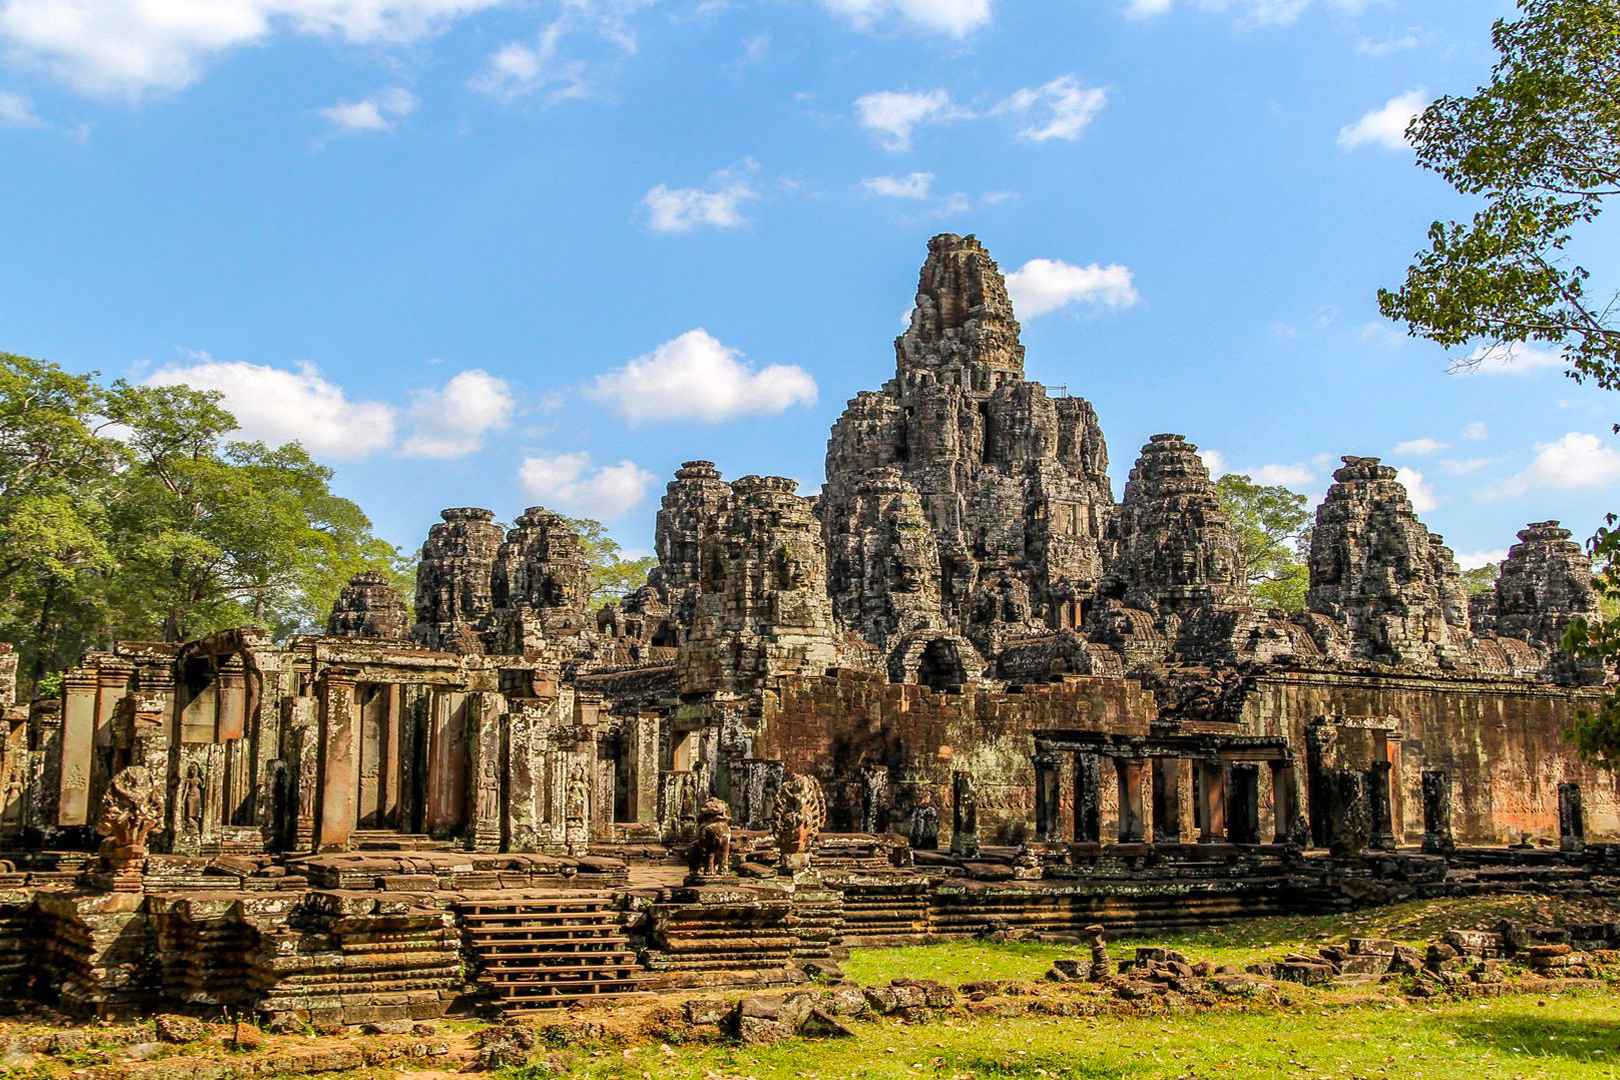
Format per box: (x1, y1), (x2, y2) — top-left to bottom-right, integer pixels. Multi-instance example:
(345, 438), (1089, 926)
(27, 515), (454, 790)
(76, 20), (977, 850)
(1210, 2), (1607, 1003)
(1461, 563), (1500, 596)
(1378, 2), (1620, 763)
(1214, 473), (1312, 613)
(1378, 0), (1620, 386)
(567, 517), (658, 609)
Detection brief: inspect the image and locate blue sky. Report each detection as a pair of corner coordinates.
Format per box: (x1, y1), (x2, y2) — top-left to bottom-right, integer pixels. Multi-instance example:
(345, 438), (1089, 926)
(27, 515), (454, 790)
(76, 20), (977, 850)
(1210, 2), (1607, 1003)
(2, 0), (1616, 568)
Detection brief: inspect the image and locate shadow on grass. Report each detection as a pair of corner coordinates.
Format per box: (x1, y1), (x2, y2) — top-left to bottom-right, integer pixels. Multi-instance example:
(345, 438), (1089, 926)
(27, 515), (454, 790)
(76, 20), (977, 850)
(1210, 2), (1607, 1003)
(1440, 1004), (1620, 1065)
(925, 1052), (1153, 1079)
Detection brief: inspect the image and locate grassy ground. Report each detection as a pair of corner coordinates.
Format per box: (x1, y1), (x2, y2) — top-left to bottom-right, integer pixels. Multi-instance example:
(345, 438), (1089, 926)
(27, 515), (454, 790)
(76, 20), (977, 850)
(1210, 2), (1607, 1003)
(843, 892), (1620, 984)
(524, 989), (1620, 1079)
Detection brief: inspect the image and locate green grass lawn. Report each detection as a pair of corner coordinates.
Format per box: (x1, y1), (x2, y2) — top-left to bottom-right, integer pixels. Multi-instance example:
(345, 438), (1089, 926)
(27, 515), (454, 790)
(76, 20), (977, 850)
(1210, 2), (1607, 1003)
(534, 988), (1620, 1078)
(843, 892), (1620, 984)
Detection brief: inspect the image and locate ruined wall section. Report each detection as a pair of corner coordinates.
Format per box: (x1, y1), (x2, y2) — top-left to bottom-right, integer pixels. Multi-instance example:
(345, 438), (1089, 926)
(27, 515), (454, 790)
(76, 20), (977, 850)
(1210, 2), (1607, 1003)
(326, 572), (410, 640)
(487, 508), (593, 651)
(822, 234), (1115, 666)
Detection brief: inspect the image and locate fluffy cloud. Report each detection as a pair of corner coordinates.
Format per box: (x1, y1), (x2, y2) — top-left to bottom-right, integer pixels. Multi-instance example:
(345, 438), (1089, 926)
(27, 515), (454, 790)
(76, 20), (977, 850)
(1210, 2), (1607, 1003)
(640, 166), (758, 233)
(861, 172), (934, 199)
(518, 451), (655, 520)
(317, 86), (416, 137)
(1121, 0), (1173, 17)
(821, 0), (990, 37)
(398, 369), (515, 458)
(1463, 421), (1488, 441)
(855, 88), (955, 151)
(142, 355), (397, 459)
(1497, 432), (1620, 497)
(997, 75), (1107, 142)
(1456, 342), (1567, 376)
(1004, 258), (1139, 318)
(1122, 0), (1311, 26)
(471, 23), (585, 102)
(0, 89), (43, 127)
(1337, 88), (1428, 151)
(0, 0), (506, 99)
(1201, 449), (1228, 477)
(589, 329), (816, 423)
(1441, 457), (1490, 476)
(1455, 548), (1507, 571)
(1249, 463), (1318, 488)
(1392, 437), (1446, 456)
(1391, 464), (1438, 513)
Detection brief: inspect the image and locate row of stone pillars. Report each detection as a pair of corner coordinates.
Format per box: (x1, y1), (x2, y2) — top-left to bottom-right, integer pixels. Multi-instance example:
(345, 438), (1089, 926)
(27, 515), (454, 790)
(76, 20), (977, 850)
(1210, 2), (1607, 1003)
(1034, 752), (1298, 846)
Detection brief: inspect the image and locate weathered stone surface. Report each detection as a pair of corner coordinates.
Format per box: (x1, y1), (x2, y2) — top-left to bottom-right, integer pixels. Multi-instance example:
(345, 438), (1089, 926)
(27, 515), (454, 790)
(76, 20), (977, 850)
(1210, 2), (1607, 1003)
(1490, 521), (1603, 682)
(412, 507), (504, 651)
(488, 507), (593, 648)
(327, 571), (410, 640)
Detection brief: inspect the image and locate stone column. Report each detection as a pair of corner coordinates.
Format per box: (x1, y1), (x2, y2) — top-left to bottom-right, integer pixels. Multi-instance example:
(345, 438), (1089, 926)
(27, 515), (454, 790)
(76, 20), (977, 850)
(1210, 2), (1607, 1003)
(57, 667), (99, 827)
(381, 683), (404, 827)
(466, 691), (505, 852)
(1197, 760), (1227, 843)
(314, 671), (357, 852)
(1228, 763), (1261, 844)
(1152, 758), (1181, 843)
(504, 701), (540, 851)
(425, 689), (467, 837)
(859, 764), (889, 835)
(91, 661), (131, 815)
(1114, 757), (1146, 844)
(950, 770), (979, 858)
(1033, 753), (1062, 842)
(1558, 782), (1585, 854)
(1073, 752), (1101, 844)
(1420, 770), (1454, 854)
(1368, 760), (1396, 851)
(1268, 761), (1298, 845)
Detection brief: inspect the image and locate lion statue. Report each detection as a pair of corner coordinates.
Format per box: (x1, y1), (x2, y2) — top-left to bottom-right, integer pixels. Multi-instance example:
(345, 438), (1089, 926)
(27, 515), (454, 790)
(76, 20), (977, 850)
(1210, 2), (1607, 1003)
(773, 772), (826, 872)
(688, 796), (732, 877)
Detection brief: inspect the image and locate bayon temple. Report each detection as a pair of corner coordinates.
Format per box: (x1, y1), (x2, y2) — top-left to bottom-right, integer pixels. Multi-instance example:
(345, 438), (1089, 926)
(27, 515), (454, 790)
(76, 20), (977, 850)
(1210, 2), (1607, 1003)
(0, 233), (1614, 1023)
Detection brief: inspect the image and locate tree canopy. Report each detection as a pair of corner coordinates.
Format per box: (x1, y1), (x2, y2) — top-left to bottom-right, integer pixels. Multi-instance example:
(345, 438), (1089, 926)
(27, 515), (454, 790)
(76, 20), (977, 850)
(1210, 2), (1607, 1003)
(567, 517), (658, 610)
(0, 352), (408, 697)
(1214, 473), (1312, 613)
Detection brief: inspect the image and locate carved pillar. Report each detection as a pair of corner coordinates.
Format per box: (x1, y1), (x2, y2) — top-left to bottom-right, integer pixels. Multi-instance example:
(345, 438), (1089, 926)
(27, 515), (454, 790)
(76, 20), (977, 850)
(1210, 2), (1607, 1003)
(1033, 753), (1062, 843)
(1152, 758), (1181, 843)
(950, 770), (978, 857)
(91, 661), (131, 815)
(1197, 759), (1227, 843)
(859, 764), (889, 835)
(314, 671), (357, 852)
(1114, 757), (1146, 844)
(425, 689), (468, 838)
(504, 701), (540, 852)
(1558, 782), (1585, 854)
(57, 667), (98, 827)
(1227, 763), (1260, 844)
(466, 690), (505, 852)
(1269, 760), (1297, 845)
(1420, 770), (1454, 854)
(381, 683), (403, 827)
(1368, 760), (1395, 851)
(1073, 751), (1101, 844)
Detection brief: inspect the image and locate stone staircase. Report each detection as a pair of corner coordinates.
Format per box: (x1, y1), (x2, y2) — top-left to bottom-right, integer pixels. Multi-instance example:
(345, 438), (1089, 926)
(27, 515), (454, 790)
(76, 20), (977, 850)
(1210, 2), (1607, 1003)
(457, 894), (650, 1013)
(351, 830), (456, 852)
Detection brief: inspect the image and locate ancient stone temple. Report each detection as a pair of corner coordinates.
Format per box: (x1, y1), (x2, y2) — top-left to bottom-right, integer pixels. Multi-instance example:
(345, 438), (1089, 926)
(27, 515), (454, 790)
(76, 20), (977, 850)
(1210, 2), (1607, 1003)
(0, 232), (1614, 1026)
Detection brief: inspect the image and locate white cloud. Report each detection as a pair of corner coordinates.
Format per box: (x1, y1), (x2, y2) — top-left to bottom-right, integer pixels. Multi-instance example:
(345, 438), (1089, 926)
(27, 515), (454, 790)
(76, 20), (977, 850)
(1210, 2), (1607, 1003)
(317, 85), (416, 136)
(1004, 258), (1139, 318)
(1392, 437), (1446, 457)
(1463, 421), (1488, 441)
(1441, 457), (1490, 476)
(861, 172), (934, 199)
(1392, 464), (1438, 513)
(1456, 342), (1567, 376)
(589, 329), (816, 423)
(0, 0), (507, 99)
(996, 75), (1107, 142)
(1115, 0), (1367, 26)
(470, 21), (585, 102)
(0, 89), (44, 127)
(1337, 88), (1428, 151)
(821, 0), (990, 37)
(398, 370), (515, 458)
(142, 354), (397, 459)
(1497, 432), (1620, 497)
(1455, 548), (1506, 571)
(518, 451), (655, 520)
(1121, 0), (1173, 17)
(1201, 449), (1229, 477)
(640, 166), (758, 233)
(1355, 29), (1432, 56)
(1249, 463), (1317, 489)
(855, 88), (955, 151)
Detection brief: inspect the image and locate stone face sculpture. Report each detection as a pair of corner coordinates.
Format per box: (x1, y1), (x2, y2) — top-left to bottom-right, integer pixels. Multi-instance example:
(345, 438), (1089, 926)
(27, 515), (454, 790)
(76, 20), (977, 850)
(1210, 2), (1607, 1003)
(687, 796), (732, 877)
(773, 772), (826, 872)
(96, 764), (165, 882)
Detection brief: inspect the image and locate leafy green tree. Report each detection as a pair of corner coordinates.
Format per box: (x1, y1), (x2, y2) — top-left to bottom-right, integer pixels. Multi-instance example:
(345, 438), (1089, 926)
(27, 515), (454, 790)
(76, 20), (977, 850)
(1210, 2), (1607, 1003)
(567, 517), (658, 609)
(1461, 563), (1500, 596)
(1214, 473), (1312, 613)
(1378, 0), (1620, 385)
